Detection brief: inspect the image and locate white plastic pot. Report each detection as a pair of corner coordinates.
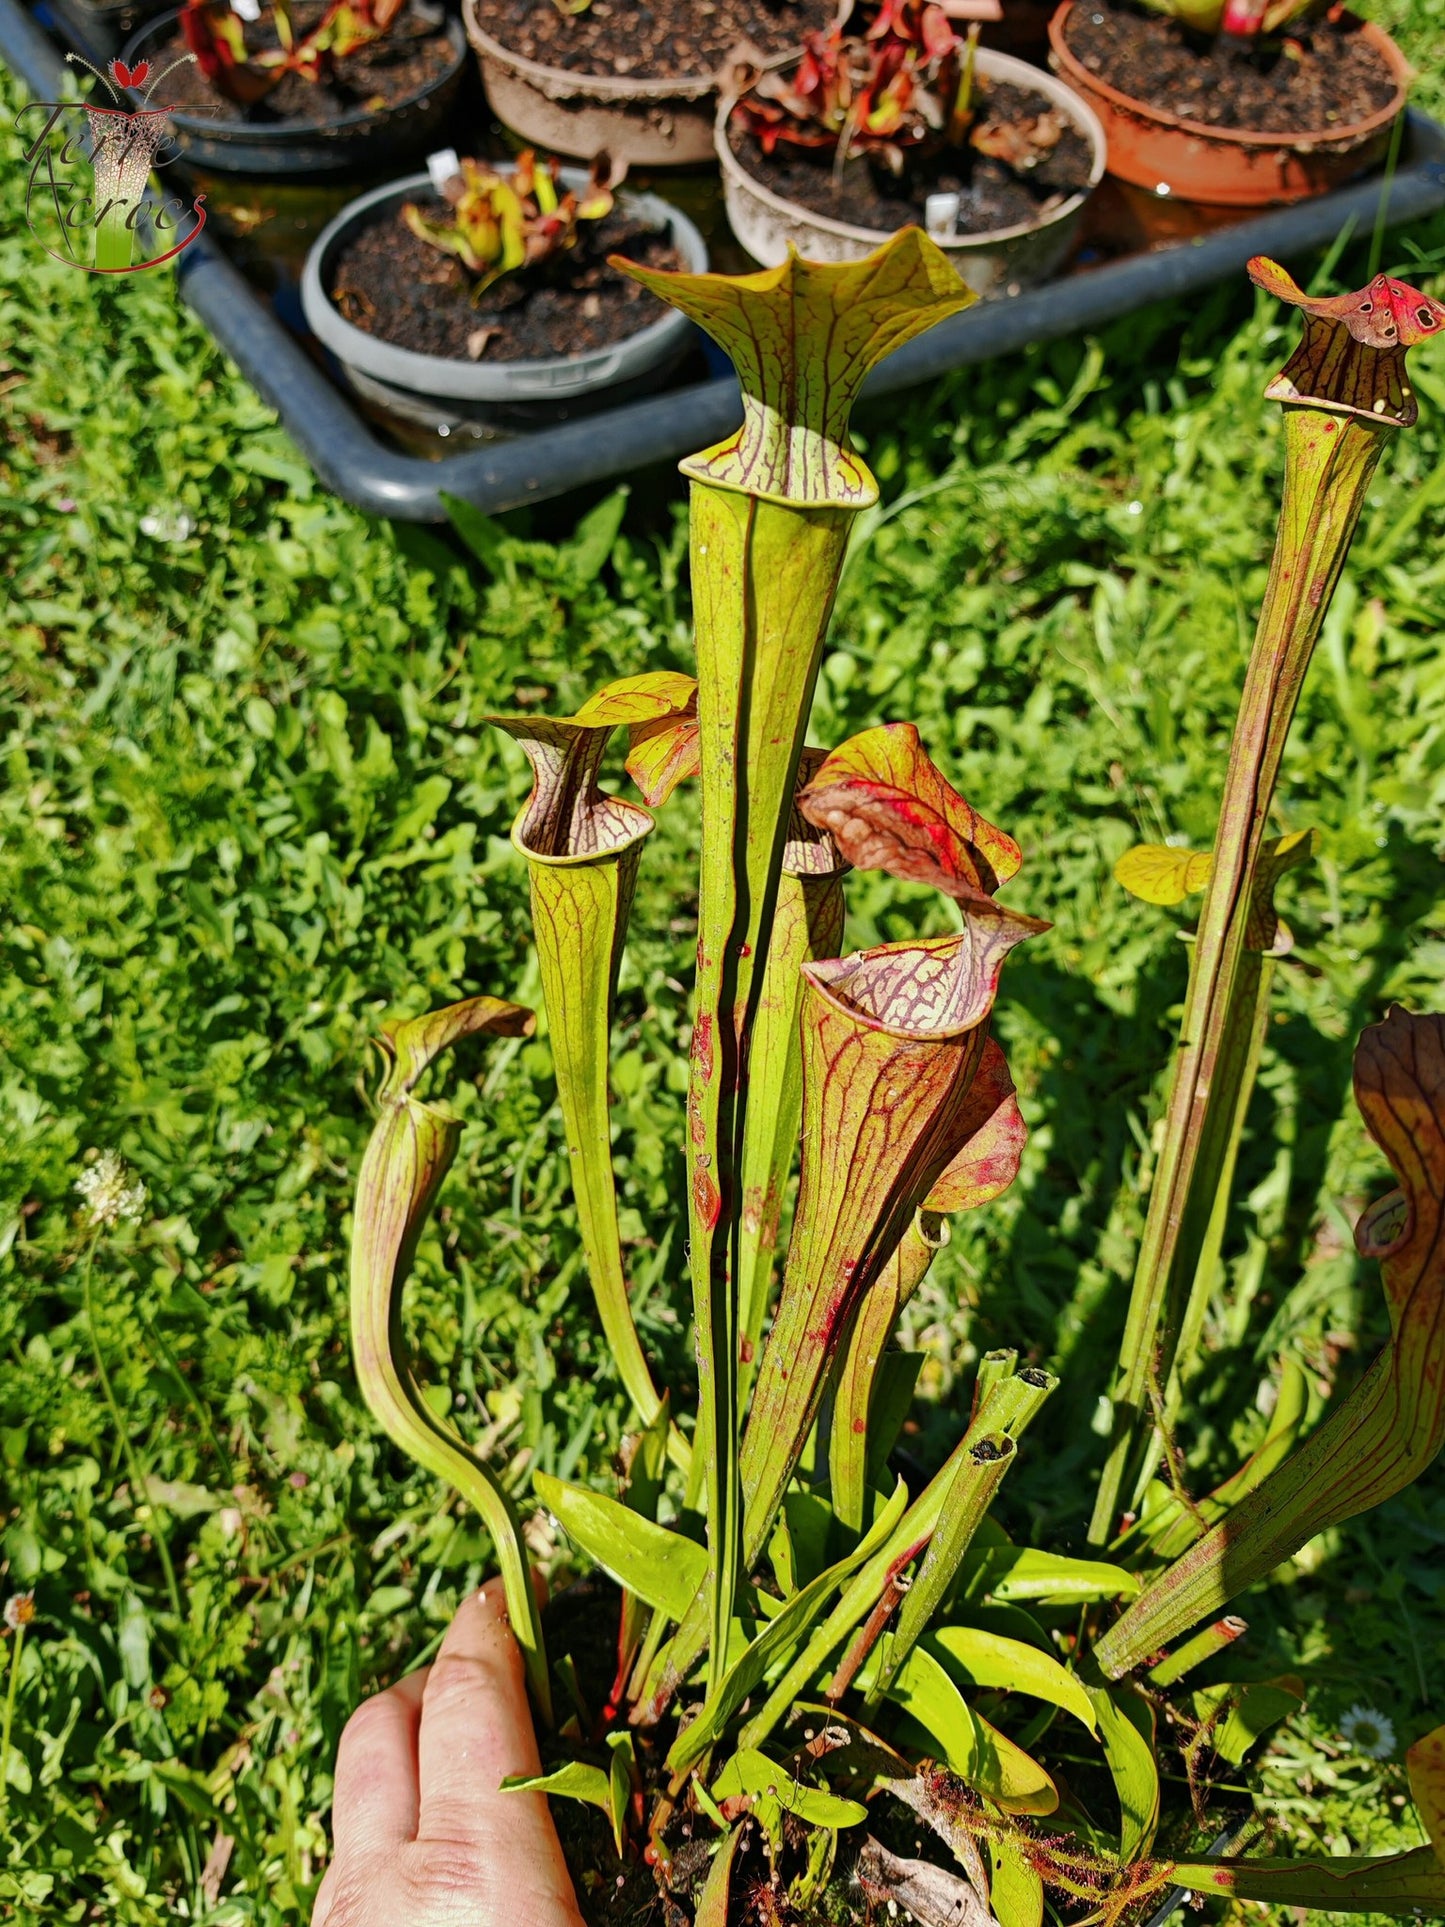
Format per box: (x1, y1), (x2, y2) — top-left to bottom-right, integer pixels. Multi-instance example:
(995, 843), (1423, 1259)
(718, 47), (1106, 298)
(301, 167), (708, 421)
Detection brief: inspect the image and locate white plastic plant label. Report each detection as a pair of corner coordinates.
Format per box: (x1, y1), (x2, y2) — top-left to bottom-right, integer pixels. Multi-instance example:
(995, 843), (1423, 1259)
(427, 148), (463, 193)
(230, 0), (262, 21)
(924, 192), (960, 241)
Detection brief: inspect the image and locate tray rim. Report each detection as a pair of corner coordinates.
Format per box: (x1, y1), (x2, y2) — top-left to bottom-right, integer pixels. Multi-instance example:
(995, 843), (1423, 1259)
(7, 0), (1445, 523)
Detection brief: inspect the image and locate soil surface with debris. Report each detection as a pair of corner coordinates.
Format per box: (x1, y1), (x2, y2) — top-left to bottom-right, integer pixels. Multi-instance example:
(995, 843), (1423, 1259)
(1062, 0), (1399, 132)
(142, 2), (457, 126)
(474, 0), (836, 81)
(326, 197), (682, 362)
(729, 76), (1095, 235)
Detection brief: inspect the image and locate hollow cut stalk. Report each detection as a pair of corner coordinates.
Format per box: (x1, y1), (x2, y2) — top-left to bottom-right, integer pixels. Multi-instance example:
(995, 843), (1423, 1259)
(737, 1369), (1055, 1753)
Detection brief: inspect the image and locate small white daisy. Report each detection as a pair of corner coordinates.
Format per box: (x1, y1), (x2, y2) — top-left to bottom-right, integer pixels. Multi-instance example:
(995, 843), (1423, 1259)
(75, 1150), (148, 1230)
(1340, 1703), (1396, 1760)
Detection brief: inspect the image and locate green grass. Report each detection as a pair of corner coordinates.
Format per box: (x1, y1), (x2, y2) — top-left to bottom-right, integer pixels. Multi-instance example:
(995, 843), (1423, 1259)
(4, 15), (1445, 1917)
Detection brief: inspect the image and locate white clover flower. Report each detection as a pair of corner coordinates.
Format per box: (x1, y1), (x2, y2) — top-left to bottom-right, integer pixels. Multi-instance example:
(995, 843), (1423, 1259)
(75, 1149), (148, 1229)
(1340, 1703), (1396, 1760)
(138, 511), (195, 543)
(3, 1593), (35, 1633)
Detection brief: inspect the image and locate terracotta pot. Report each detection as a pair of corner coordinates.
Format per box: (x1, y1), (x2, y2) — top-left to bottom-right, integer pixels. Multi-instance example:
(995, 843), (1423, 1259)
(462, 0), (717, 165)
(1047, 0), (1410, 207)
(718, 47), (1106, 298)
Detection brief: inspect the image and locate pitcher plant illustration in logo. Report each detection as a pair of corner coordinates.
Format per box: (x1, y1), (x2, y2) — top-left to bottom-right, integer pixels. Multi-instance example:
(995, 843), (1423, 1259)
(18, 55), (207, 274)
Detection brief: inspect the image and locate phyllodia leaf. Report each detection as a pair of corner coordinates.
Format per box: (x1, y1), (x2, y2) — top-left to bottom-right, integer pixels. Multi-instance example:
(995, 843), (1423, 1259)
(711, 1748), (869, 1829)
(867, 1643), (1058, 1816)
(1087, 1683), (1160, 1862)
(535, 1471), (707, 1624)
(694, 1824), (744, 1926)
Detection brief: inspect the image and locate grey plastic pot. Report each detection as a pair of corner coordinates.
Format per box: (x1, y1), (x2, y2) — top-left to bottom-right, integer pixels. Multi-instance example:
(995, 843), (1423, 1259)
(301, 167), (708, 433)
(120, 8), (469, 176)
(718, 46), (1106, 298)
(461, 0), (715, 166)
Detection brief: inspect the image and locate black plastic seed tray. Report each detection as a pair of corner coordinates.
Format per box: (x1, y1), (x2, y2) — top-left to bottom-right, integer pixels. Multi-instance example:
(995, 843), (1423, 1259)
(6, 0), (1445, 521)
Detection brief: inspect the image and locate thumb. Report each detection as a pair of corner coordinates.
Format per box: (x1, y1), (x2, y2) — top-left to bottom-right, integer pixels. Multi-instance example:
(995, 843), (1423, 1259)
(414, 1577), (583, 1924)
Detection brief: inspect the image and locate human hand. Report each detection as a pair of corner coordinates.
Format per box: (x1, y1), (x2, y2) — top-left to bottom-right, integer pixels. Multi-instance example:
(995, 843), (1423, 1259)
(314, 1577), (585, 1927)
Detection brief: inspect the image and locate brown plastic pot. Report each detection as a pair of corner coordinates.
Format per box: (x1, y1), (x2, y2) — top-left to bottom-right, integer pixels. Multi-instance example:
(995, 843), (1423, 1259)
(1047, 0), (1410, 207)
(462, 0), (717, 165)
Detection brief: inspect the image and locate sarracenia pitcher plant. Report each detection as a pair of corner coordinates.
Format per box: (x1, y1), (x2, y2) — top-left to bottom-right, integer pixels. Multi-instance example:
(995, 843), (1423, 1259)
(349, 243), (1445, 1924)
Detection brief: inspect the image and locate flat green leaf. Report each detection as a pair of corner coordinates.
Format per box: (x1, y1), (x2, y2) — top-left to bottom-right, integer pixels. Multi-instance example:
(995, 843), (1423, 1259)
(865, 1644), (1057, 1816)
(536, 1472), (706, 1623)
(1088, 1684), (1159, 1862)
(990, 1835), (1044, 1927)
(771, 1489), (835, 1597)
(606, 1731), (633, 1856)
(963, 1546), (1140, 1604)
(711, 1749), (868, 1830)
(1193, 1675), (1304, 1766)
(668, 1478), (909, 1775)
(695, 1824), (744, 1927)
(950, 1602), (1054, 1654)
(928, 1626), (1096, 1734)
(502, 1760), (612, 1813)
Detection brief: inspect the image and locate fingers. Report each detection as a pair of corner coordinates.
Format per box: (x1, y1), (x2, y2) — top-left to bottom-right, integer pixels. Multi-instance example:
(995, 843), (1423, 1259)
(413, 1577), (582, 1921)
(415, 1577), (545, 1845)
(329, 1665), (429, 1862)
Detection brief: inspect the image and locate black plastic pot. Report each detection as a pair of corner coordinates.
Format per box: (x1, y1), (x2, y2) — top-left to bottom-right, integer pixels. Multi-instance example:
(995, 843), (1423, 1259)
(117, 6), (468, 176)
(40, 0), (169, 64)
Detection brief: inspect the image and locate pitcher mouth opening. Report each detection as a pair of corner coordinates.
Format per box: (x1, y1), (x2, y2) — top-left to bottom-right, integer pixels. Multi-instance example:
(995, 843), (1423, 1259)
(511, 795), (654, 866)
(804, 927), (1006, 1038)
